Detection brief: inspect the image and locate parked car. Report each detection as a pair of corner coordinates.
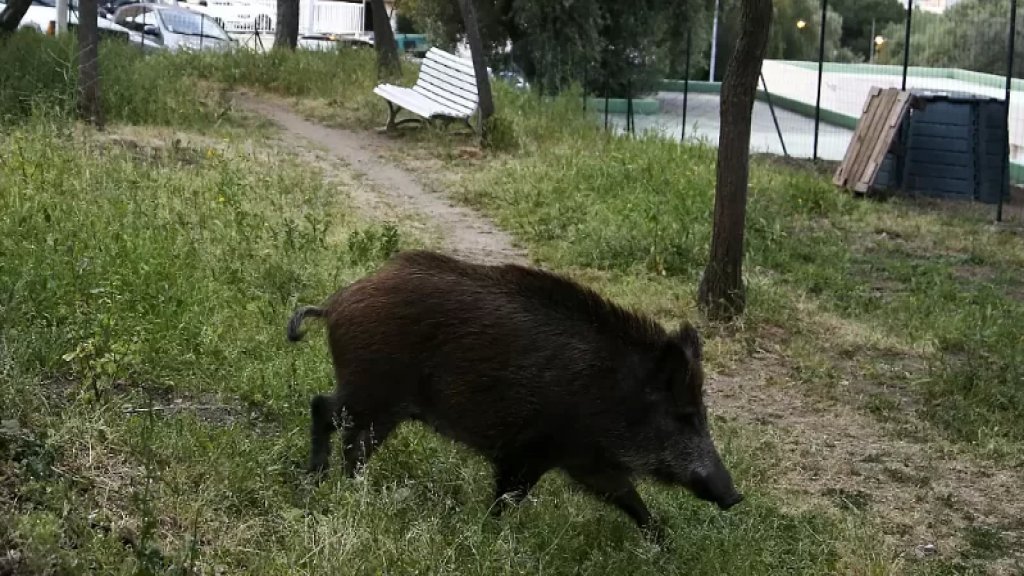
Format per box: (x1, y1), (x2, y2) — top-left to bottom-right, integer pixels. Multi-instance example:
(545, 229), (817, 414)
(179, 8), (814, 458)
(0, 0), (162, 50)
(112, 3), (234, 51)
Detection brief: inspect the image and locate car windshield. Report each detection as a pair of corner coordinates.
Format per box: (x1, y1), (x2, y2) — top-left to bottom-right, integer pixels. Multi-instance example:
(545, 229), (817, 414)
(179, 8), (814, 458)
(159, 9), (229, 40)
(31, 0), (78, 7)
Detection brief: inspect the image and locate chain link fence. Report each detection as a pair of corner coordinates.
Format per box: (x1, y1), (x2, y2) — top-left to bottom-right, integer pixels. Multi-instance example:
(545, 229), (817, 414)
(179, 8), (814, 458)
(591, 0), (1022, 223)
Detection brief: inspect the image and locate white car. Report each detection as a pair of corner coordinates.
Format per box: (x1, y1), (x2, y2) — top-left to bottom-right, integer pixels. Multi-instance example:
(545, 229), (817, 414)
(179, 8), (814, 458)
(113, 3), (235, 52)
(101, 0), (274, 35)
(0, 0), (162, 50)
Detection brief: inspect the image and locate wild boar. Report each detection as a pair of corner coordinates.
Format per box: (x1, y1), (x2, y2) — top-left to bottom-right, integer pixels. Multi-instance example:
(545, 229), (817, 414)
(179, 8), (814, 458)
(287, 249), (743, 537)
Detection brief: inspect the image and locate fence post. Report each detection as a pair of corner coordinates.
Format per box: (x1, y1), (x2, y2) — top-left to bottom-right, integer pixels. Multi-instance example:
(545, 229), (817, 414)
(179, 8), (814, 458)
(813, 0), (827, 161)
(760, 73), (789, 157)
(902, 0), (913, 90)
(604, 76), (610, 131)
(622, 76), (630, 135)
(682, 27), (691, 142)
(999, 0), (1018, 223)
(583, 64), (588, 112)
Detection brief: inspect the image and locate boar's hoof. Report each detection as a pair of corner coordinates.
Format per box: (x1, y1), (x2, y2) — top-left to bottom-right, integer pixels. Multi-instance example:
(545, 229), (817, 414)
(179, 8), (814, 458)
(307, 460), (329, 479)
(641, 520), (668, 546)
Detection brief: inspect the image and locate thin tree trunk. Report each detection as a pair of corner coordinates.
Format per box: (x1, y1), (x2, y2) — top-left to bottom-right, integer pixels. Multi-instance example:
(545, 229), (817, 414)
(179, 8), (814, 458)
(370, 0), (400, 80)
(697, 0), (772, 321)
(274, 0), (298, 50)
(0, 0), (33, 33)
(457, 0), (494, 130)
(77, 0), (103, 128)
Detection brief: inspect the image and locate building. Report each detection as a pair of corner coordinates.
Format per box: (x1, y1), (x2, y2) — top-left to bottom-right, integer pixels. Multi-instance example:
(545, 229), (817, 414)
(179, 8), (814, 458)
(913, 0), (964, 14)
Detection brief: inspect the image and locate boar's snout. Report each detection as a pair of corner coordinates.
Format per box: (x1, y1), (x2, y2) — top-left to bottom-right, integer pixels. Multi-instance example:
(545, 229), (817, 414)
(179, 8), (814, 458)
(689, 459), (743, 511)
(717, 490), (744, 511)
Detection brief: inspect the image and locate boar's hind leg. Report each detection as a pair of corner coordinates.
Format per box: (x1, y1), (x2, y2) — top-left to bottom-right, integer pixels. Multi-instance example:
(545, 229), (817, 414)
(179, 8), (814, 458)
(309, 393), (341, 474)
(341, 415), (398, 478)
(489, 457), (551, 516)
(566, 467), (656, 534)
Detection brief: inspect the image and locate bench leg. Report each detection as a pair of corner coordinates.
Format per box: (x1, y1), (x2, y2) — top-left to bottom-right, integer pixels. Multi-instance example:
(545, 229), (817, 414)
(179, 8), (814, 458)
(395, 118), (427, 128)
(385, 101), (400, 131)
(382, 102), (428, 131)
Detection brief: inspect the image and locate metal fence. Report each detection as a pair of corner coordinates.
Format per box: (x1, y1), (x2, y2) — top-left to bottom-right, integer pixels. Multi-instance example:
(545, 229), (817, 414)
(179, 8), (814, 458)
(596, 0), (1023, 222)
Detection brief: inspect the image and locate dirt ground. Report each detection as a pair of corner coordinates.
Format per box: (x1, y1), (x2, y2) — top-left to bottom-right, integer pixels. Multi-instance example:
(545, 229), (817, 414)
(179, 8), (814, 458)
(235, 94), (1023, 573)
(233, 92), (528, 267)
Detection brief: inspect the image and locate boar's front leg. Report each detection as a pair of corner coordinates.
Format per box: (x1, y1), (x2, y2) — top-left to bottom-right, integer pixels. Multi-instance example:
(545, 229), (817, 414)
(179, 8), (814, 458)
(566, 466), (662, 541)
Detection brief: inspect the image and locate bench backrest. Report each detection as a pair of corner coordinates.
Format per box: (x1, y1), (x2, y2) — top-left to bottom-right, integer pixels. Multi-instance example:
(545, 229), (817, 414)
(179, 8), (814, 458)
(412, 47), (482, 118)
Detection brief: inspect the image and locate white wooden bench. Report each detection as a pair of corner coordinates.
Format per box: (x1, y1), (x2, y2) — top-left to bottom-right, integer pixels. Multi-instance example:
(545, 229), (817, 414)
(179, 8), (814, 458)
(373, 47), (486, 132)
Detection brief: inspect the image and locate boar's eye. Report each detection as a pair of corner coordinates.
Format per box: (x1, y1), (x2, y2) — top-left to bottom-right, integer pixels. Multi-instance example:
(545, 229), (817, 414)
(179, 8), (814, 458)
(672, 407), (701, 428)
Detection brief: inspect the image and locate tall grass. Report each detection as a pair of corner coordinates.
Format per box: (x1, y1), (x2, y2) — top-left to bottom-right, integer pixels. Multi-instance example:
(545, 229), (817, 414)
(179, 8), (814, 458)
(0, 30), (233, 128)
(0, 112), (906, 575)
(0, 116), (404, 416)
(0, 31), (422, 129)
(177, 45), (420, 128)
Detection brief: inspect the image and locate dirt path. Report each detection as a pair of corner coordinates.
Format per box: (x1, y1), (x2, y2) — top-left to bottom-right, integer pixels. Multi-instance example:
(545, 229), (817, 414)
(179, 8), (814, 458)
(233, 92), (528, 266)
(711, 354), (1024, 573)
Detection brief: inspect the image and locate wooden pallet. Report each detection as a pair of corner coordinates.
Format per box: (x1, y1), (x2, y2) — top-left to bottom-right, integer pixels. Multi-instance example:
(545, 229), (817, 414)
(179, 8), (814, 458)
(833, 87), (913, 194)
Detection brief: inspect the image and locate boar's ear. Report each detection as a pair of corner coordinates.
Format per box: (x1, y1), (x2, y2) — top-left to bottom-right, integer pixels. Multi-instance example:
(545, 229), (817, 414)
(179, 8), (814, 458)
(672, 321), (703, 362)
(667, 321), (703, 408)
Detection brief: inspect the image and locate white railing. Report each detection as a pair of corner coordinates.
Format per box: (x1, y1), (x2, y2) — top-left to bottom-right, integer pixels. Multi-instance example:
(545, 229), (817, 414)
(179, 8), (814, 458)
(308, 0), (363, 35)
(185, 0), (364, 36)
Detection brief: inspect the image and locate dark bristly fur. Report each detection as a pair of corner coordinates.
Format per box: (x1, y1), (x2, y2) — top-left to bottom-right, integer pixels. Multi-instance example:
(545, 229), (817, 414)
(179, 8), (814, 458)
(288, 249), (742, 539)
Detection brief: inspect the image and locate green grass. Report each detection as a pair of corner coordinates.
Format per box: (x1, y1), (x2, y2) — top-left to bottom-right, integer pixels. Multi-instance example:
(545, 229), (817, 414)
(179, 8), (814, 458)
(0, 31), (238, 129)
(2, 31), (1021, 574)
(178, 45), (420, 129)
(0, 109), (904, 576)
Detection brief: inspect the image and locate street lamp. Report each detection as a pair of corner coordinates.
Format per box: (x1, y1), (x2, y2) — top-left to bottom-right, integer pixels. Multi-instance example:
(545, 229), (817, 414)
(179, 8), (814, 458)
(796, 19), (807, 29)
(871, 35), (885, 63)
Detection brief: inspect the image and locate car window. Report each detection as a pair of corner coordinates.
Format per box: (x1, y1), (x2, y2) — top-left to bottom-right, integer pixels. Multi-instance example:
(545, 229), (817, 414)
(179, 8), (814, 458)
(33, 0), (81, 9)
(157, 9), (229, 41)
(115, 5), (153, 31)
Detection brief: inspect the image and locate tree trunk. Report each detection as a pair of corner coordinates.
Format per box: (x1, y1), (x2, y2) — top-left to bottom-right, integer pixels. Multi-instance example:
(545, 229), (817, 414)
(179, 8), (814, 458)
(457, 0), (494, 130)
(0, 0), (33, 33)
(370, 0), (400, 80)
(77, 0), (103, 128)
(697, 0), (772, 321)
(274, 0), (298, 50)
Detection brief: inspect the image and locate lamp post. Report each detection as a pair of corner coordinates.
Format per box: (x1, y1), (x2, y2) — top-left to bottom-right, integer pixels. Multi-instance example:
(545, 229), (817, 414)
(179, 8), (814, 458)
(871, 34), (885, 63)
(709, 0), (721, 81)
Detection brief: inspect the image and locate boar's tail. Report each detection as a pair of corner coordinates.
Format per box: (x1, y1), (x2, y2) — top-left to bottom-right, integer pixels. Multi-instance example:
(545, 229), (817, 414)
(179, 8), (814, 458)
(287, 306), (327, 343)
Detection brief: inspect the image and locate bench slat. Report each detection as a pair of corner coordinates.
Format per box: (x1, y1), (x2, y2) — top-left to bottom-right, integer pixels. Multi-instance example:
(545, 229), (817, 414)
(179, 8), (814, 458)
(374, 85), (444, 117)
(413, 83), (477, 114)
(425, 47), (477, 74)
(418, 58), (478, 86)
(426, 48), (493, 78)
(411, 85), (476, 116)
(418, 60), (479, 97)
(412, 91), (475, 117)
(378, 84), (470, 119)
(415, 69), (479, 106)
